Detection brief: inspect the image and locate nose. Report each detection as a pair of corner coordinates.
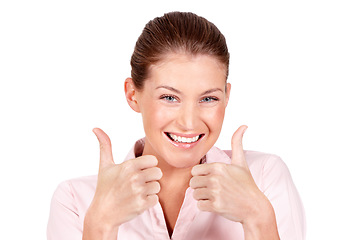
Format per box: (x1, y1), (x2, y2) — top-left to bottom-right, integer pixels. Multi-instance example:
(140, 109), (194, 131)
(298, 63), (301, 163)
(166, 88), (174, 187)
(176, 103), (198, 131)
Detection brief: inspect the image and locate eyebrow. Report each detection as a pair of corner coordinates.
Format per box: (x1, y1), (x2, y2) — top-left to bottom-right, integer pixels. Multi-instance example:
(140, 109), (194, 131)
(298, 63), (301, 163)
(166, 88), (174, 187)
(156, 85), (181, 94)
(156, 85), (223, 95)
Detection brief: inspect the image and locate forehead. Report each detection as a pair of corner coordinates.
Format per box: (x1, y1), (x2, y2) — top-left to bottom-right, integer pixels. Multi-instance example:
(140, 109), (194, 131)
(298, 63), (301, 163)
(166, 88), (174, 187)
(145, 53), (227, 91)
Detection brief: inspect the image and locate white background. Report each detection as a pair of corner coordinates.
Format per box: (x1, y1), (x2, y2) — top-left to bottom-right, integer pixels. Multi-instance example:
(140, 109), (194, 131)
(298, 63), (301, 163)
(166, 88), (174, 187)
(0, 0), (350, 239)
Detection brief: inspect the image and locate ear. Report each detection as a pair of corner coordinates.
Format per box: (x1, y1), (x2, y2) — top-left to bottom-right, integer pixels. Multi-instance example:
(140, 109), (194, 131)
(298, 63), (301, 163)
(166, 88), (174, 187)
(124, 78), (141, 113)
(225, 82), (231, 107)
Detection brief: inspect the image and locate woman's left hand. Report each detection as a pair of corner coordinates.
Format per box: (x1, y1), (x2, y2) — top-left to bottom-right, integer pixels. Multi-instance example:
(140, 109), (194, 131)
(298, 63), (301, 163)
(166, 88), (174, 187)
(190, 125), (279, 238)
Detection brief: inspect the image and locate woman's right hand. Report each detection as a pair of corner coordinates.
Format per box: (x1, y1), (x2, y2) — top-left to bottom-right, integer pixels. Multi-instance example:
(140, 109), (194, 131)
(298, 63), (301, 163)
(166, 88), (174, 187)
(83, 128), (162, 238)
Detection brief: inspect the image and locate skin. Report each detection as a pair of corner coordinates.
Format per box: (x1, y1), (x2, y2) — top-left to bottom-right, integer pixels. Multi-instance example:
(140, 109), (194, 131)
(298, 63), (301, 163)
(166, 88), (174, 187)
(83, 53), (280, 240)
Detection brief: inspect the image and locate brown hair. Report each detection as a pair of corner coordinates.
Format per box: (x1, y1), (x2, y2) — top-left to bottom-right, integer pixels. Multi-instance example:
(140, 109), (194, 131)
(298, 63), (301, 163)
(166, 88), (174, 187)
(130, 12), (230, 89)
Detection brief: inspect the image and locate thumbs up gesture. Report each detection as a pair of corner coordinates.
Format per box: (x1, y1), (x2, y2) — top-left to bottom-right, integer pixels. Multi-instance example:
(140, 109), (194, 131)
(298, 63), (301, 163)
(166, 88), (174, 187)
(189, 126), (273, 225)
(85, 128), (162, 232)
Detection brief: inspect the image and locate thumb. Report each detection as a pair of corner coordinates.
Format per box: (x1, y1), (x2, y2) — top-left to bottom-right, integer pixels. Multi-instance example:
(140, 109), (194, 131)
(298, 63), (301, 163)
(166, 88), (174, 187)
(231, 125), (248, 167)
(92, 128), (115, 171)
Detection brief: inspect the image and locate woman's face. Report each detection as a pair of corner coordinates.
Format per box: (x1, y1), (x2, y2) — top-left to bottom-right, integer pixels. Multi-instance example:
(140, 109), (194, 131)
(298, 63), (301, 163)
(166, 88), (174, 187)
(131, 53), (230, 169)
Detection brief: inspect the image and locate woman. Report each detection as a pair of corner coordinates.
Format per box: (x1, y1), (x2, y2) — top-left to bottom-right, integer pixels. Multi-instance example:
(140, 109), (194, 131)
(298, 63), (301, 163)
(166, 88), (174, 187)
(47, 12), (305, 240)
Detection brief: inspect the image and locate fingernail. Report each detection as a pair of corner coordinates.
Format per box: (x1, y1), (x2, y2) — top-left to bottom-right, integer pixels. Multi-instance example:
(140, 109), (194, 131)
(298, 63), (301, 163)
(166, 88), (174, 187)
(243, 126), (248, 134)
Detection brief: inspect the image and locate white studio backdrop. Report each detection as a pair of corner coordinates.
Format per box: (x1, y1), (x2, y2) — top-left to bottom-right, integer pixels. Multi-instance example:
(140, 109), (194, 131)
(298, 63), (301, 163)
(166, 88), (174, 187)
(0, 0), (350, 239)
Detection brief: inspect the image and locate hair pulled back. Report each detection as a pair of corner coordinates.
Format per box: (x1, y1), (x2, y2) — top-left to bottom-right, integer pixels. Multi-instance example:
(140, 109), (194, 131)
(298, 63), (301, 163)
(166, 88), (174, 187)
(130, 12), (230, 89)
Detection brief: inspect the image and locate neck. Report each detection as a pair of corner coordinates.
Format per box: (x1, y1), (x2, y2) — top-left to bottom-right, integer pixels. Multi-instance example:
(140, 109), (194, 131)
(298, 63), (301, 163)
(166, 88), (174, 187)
(157, 156), (194, 189)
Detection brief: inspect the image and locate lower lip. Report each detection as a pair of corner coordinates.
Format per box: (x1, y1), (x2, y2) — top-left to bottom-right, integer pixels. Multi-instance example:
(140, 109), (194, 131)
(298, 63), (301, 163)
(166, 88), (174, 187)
(164, 133), (203, 149)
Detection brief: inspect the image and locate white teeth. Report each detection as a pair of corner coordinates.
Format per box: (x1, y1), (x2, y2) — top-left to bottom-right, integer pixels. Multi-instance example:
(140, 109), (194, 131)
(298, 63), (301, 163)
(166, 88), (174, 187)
(169, 133), (201, 143)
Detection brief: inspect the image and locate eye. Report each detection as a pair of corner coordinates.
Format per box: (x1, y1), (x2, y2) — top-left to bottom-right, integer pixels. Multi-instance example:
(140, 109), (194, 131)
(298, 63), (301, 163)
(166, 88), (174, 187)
(200, 96), (219, 103)
(160, 94), (179, 102)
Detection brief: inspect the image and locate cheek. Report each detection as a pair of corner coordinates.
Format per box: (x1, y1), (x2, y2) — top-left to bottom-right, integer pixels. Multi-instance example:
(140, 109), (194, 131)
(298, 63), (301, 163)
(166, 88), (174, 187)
(142, 103), (172, 128)
(205, 105), (226, 131)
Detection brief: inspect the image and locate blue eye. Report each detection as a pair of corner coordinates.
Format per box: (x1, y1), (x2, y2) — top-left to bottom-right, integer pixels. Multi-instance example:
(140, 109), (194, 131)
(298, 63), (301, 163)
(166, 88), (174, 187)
(200, 97), (219, 103)
(161, 95), (178, 102)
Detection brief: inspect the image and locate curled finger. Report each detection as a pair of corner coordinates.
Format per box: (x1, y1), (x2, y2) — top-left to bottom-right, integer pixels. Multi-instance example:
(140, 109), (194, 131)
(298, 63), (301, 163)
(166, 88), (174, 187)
(193, 187), (212, 201)
(145, 181), (161, 196)
(189, 175), (210, 189)
(140, 167), (163, 183)
(145, 194), (159, 208)
(197, 200), (214, 212)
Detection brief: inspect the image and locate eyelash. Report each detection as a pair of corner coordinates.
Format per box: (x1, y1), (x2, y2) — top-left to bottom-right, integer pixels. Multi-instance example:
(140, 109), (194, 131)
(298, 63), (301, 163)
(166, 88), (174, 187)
(200, 96), (219, 103)
(160, 94), (179, 102)
(160, 95), (219, 103)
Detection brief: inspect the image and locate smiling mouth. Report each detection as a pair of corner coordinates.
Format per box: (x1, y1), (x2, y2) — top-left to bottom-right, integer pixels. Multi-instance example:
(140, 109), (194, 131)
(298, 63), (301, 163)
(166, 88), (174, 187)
(165, 132), (204, 143)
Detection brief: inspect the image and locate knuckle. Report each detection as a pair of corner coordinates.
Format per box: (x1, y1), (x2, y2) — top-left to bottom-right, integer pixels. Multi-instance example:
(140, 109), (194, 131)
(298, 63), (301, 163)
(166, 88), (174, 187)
(136, 195), (157, 212)
(144, 155), (158, 165)
(212, 199), (222, 212)
(131, 184), (142, 195)
(212, 163), (225, 173)
(135, 199), (146, 215)
(208, 175), (219, 187)
(191, 165), (200, 176)
(130, 178), (143, 194)
(152, 194), (159, 203)
(130, 172), (141, 184)
(147, 195), (158, 207)
(120, 161), (134, 173)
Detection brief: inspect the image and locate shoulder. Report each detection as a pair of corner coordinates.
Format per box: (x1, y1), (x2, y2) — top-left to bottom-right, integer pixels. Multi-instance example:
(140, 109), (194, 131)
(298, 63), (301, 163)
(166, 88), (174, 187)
(48, 175), (97, 238)
(245, 150), (289, 173)
(221, 149), (291, 187)
(53, 175), (97, 197)
(246, 151), (292, 186)
(222, 149), (288, 171)
(221, 149), (305, 238)
(51, 175), (97, 213)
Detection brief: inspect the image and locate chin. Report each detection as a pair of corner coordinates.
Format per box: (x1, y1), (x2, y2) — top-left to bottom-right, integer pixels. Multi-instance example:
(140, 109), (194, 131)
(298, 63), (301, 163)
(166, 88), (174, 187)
(167, 161), (199, 169)
(162, 151), (205, 169)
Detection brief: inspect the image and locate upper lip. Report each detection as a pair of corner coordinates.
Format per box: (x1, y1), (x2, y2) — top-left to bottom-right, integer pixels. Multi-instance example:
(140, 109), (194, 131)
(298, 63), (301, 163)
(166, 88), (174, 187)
(165, 132), (203, 138)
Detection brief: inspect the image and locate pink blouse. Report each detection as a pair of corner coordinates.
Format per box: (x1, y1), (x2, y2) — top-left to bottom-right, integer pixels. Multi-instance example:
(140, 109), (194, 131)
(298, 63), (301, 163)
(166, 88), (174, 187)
(47, 139), (306, 239)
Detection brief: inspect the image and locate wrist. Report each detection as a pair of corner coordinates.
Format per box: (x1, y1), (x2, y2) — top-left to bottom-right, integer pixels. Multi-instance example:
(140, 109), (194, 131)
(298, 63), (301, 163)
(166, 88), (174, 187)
(83, 204), (119, 240)
(242, 198), (280, 240)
